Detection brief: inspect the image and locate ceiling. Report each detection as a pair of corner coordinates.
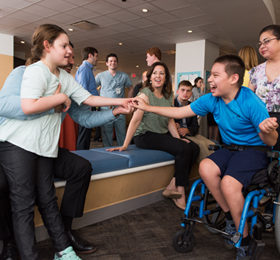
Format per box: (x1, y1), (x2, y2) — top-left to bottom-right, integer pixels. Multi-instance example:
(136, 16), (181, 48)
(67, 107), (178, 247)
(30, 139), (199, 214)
(0, 0), (279, 77)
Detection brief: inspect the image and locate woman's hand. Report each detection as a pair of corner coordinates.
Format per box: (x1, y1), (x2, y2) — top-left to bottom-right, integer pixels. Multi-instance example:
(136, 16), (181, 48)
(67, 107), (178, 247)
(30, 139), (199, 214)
(106, 146), (127, 152)
(180, 137), (190, 143)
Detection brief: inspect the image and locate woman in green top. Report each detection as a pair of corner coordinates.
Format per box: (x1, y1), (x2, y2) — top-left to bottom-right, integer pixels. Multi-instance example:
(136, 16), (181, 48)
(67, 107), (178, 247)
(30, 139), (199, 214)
(108, 62), (199, 210)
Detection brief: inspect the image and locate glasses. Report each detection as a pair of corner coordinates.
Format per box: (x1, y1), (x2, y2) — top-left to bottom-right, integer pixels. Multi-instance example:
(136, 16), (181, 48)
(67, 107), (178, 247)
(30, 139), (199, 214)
(257, 37), (279, 48)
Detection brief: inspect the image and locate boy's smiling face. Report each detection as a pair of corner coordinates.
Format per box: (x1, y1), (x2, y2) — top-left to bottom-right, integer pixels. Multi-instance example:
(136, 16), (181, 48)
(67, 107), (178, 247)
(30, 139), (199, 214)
(208, 62), (238, 98)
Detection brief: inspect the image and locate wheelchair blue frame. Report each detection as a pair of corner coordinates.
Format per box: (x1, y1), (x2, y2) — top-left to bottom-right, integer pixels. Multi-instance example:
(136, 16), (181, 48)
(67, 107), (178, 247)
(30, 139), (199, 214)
(179, 156), (280, 252)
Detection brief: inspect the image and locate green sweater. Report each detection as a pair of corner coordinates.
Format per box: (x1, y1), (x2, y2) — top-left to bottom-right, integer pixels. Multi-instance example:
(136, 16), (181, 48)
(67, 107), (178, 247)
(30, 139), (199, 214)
(135, 87), (173, 136)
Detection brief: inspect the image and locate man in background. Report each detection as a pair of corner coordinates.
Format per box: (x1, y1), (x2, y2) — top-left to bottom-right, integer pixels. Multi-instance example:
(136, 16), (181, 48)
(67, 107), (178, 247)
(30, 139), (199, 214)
(146, 47), (161, 66)
(96, 53), (133, 147)
(75, 47), (99, 149)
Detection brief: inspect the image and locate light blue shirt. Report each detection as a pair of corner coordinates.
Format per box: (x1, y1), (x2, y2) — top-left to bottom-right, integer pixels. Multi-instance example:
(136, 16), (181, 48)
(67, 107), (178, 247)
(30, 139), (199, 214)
(190, 87), (269, 146)
(96, 70), (132, 99)
(75, 60), (99, 96)
(0, 61), (91, 157)
(0, 66), (116, 129)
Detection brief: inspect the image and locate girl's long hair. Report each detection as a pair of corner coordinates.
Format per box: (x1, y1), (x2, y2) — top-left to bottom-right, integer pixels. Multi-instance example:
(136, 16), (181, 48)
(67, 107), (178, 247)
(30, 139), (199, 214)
(26, 24), (67, 65)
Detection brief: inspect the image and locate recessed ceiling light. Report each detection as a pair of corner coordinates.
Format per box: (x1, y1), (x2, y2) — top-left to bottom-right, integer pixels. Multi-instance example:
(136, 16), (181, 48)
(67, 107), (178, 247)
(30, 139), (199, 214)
(68, 28), (74, 32)
(142, 8), (148, 13)
(187, 30), (193, 33)
(20, 40), (25, 44)
(136, 65), (139, 68)
(118, 42), (123, 46)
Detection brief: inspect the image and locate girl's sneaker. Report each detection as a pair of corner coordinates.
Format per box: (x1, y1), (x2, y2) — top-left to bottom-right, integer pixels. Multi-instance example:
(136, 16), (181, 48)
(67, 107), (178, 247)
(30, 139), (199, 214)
(54, 246), (81, 260)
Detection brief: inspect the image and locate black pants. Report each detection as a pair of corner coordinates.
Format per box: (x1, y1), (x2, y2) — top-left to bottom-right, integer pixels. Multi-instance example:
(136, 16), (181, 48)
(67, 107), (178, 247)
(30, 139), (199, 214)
(76, 125), (92, 150)
(54, 148), (92, 218)
(134, 132), (200, 187)
(0, 144), (92, 259)
(0, 165), (13, 241)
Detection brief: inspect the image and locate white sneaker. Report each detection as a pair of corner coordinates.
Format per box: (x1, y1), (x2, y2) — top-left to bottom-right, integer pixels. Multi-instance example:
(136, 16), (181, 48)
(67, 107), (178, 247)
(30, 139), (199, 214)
(54, 246), (81, 260)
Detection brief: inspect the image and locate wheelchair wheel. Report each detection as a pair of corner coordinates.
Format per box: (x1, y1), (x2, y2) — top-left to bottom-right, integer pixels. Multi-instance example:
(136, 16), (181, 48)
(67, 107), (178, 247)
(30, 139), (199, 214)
(173, 229), (194, 253)
(203, 206), (226, 234)
(275, 193), (280, 254)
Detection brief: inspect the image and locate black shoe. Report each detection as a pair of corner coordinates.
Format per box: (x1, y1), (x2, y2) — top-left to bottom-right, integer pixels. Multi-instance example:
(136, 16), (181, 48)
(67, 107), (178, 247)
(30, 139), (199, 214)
(66, 230), (97, 254)
(1, 240), (18, 260)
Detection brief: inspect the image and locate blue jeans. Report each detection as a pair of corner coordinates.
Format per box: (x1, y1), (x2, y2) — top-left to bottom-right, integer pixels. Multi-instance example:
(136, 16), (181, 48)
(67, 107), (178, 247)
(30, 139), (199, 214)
(101, 114), (126, 147)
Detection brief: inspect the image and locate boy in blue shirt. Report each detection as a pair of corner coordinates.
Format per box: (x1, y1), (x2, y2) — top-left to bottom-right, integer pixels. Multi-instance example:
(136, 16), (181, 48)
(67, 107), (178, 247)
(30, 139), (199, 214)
(133, 55), (279, 259)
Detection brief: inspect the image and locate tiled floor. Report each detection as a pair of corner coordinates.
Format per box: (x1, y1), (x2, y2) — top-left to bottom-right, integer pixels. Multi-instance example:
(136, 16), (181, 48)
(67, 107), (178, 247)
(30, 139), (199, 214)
(37, 199), (280, 260)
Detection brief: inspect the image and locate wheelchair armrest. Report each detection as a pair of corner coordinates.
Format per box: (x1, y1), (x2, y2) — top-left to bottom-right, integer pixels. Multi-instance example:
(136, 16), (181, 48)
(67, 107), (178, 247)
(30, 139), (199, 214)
(267, 151), (279, 159)
(208, 144), (222, 151)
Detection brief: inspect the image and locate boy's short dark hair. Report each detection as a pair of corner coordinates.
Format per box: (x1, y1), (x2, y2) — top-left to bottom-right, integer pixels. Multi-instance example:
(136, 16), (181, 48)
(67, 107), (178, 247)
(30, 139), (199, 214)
(214, 55), (245, 87)
(106, 53), (118, 62)
(82, 47), (98, 60)
(178, 80), (193, 89)
(146, 47), (162, 61)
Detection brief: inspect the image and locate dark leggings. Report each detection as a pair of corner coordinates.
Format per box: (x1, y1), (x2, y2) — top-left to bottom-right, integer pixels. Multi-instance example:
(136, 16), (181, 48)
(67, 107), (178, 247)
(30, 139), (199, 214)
(134, 132), (200, 187)
(0, 142), (70, 260)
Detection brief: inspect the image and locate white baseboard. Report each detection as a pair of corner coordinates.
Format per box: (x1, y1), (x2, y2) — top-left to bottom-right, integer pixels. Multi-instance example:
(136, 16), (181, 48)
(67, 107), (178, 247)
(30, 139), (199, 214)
(35, 190), (163, 242)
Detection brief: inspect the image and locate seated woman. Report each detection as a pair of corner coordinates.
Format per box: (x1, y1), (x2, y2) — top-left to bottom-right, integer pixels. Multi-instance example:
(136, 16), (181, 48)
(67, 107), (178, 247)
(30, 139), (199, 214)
(108, 62), (199, 210)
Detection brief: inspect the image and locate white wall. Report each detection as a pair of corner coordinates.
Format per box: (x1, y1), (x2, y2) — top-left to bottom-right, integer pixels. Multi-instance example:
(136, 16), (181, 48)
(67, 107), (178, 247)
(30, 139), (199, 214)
(0, 33), (13, 56)
(175, 40), (205, 90)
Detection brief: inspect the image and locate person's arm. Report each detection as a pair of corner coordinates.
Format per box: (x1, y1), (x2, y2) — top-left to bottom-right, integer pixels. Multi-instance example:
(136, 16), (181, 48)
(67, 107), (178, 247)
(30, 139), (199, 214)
(0, 66), (55, 120)
(107, 94), (147, 152)
(82, 95), (132, 108)
(107, 108), (144, 152)
(21, 93), (71, 114)
(168, 119), (181, 139)
(133, 96), (196, 119)
(259, 117), (278, 146)
(127, 85), (133, 98)
(67, 101), (133, 128)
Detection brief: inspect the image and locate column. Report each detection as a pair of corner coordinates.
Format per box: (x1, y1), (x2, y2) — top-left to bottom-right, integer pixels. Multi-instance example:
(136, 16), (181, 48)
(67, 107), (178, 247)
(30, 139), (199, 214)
(175, 39), (219, 137)
(0, 33), (14, 90)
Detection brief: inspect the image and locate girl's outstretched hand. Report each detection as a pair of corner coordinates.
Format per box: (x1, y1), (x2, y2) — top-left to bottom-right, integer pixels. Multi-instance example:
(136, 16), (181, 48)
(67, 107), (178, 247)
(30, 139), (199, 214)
(106, 146), (127, 152)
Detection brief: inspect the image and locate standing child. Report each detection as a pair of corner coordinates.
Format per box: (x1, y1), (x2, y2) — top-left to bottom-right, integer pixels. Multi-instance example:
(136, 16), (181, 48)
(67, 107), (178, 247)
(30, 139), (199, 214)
(0, 24), (131, 260)
(133, 55), (278, 259)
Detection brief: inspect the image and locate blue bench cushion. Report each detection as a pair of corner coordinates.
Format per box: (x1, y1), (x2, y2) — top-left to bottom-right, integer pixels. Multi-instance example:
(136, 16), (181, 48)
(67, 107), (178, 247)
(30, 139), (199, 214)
(72, 150), (129, 175)
(91, 145), (174, 168)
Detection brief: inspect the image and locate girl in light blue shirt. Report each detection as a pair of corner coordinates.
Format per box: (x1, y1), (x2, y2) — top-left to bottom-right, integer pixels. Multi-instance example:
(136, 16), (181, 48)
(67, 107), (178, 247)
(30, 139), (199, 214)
(0, 24), (132, 260)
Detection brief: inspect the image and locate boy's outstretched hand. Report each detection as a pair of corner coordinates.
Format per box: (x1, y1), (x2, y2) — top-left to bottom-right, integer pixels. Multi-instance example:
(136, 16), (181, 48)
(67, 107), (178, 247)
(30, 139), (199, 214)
(132, 97), (148, 111)
(259, 117), (279, 134)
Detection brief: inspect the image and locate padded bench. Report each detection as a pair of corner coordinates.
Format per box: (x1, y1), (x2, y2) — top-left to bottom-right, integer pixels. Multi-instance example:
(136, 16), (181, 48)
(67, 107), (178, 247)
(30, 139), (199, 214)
(54, 144), (175, 187)
(36, 138), (212, 241)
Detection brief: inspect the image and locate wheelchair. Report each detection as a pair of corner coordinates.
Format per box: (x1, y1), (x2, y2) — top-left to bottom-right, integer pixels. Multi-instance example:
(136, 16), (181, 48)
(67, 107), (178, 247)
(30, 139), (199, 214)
(172, 144), (280, 259)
